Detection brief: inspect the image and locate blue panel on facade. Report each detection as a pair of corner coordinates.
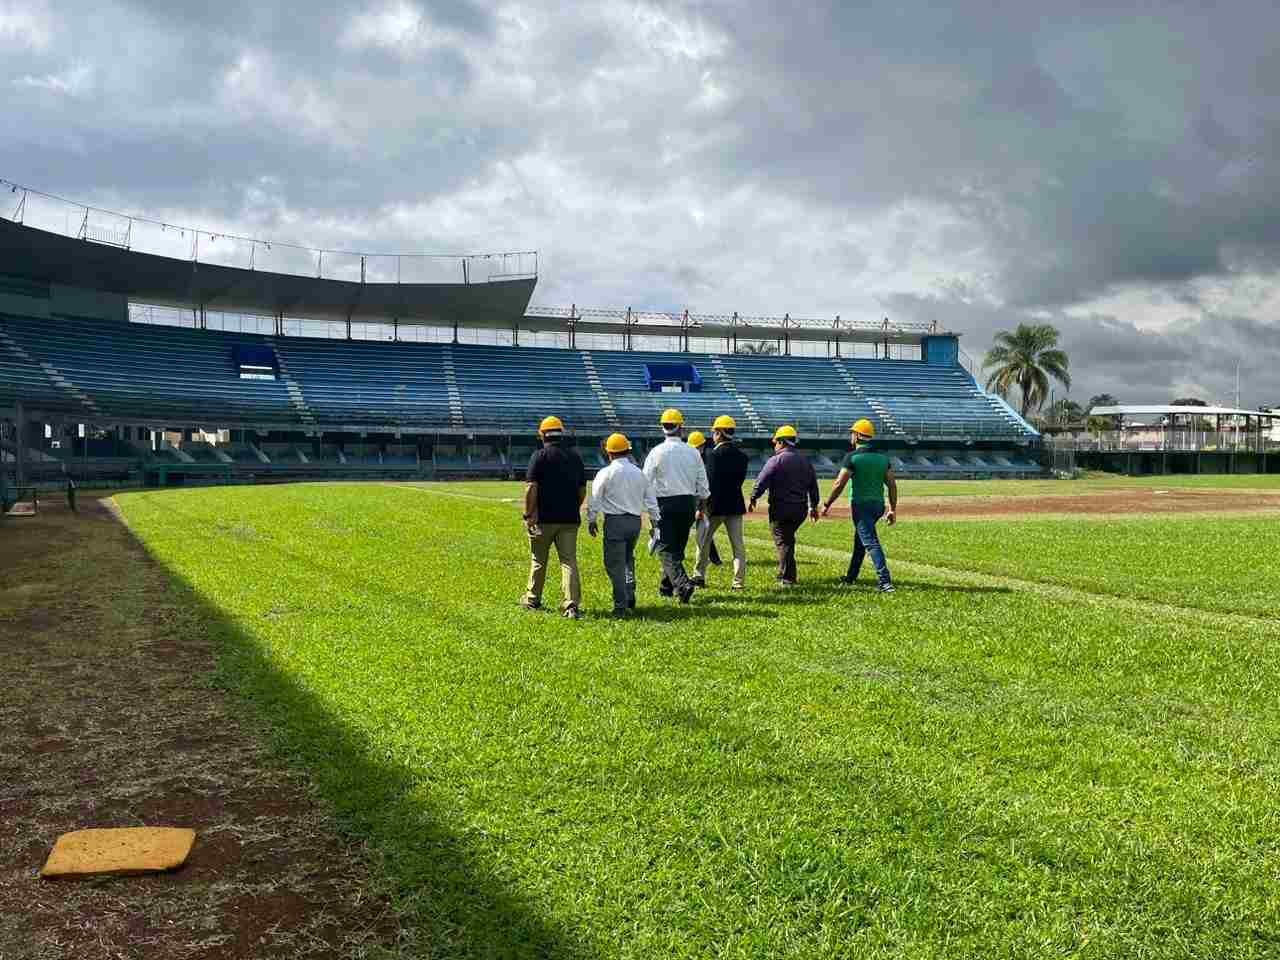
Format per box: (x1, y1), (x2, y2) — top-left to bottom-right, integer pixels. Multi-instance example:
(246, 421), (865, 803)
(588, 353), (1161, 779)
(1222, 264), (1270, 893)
(922, 335), (959, 365)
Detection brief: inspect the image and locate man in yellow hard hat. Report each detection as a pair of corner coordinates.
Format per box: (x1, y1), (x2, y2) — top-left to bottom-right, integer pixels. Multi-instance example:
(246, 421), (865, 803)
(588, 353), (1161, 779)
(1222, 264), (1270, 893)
(587, 433), (660, 618)
(686, 430), (723, 571)
(821, 419), (897, 592)
(693, 414), (749, 589)
(522, 415), (587, 618)
(642, 408), (710, 603)
(748, 424), (819, 586)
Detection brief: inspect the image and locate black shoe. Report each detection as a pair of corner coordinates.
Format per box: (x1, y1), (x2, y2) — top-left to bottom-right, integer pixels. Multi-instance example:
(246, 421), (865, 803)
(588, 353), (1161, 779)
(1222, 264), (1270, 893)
(689, 576), (707, 588)
(678, 584), (695, 604)
(610, 609), (630, 620)
(838, 576), (856, 586)
(659, 587), (674, 598)
(628, 597), (637, 609)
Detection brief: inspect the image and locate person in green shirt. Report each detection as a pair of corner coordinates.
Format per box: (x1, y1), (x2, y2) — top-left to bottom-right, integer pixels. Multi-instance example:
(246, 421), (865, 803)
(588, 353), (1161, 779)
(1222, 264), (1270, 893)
(821, 419), (897, 592)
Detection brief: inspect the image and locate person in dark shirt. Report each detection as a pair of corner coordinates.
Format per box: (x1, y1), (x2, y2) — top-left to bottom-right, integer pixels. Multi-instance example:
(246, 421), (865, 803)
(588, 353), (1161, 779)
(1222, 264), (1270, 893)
(821, 418), (897, 592)
(692, 415), (750, 589)
(522, 415), (587, 618)
(749, 425), (819, 586)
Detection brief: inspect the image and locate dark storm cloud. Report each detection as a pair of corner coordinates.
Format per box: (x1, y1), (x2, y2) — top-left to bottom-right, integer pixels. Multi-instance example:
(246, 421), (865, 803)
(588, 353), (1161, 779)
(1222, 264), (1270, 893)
(3, 0), (1280, 404)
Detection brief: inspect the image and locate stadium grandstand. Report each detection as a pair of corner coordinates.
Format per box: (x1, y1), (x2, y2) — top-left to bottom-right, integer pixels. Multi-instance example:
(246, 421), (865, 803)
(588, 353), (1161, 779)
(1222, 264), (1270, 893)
(0, 183), (1041, 491)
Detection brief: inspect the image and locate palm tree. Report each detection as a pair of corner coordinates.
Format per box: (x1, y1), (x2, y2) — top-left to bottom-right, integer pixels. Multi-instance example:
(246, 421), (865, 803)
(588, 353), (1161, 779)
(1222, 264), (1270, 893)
(982, 323), (1071, 418)
(1049, 398), (1084, 424)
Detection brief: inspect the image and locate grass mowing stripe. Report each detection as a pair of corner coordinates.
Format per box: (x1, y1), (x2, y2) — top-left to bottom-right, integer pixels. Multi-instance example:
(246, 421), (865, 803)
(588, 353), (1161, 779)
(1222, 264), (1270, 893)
(790, 513), (1280, 621)
(116, 483), (1280, 958)
(742, 534), (1280, 634)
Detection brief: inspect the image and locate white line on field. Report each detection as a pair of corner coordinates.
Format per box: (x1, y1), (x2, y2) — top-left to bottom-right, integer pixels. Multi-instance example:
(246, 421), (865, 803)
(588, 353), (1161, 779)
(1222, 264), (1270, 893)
(743, 536), (1280, 634)
(387, 484), (514, 505)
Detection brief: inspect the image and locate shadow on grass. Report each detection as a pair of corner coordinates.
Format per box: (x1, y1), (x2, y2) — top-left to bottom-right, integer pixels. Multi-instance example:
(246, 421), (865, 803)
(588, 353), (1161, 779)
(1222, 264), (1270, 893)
(119, 515), (594, 959)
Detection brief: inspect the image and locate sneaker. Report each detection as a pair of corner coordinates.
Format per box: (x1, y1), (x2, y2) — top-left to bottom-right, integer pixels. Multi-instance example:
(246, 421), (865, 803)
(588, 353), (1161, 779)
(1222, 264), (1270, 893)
(678, 583), (695, 604)
(658, 587), (674, 598)
(730, 583), (745, 591)
(520, 598), (543, 611)
(838, 576), (856, 586)
(563, 607), (582, 619)
(689, 576), (707, 588)
(775, 578), (796, 588)
(878, 583), (895, 594)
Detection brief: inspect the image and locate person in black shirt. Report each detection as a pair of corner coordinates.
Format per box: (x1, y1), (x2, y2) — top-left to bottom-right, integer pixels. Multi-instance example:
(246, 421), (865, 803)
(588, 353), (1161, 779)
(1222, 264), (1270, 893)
(522, 415), (587, 619)
(692, 415), (750, 589)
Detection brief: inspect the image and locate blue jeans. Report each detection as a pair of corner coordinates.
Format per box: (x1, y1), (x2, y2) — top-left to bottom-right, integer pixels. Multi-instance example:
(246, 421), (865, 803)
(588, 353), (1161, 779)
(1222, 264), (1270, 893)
(846, 500), (891, 586)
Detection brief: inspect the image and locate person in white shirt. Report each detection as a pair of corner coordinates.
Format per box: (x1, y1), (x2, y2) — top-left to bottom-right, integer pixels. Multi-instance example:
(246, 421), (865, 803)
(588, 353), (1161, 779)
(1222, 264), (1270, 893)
(588, 432), (661, 619)
(641, 408), (710, 603)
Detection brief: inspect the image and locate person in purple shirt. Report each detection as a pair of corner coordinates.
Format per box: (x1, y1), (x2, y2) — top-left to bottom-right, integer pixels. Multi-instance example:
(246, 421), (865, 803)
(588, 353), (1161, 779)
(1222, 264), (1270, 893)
(748, 425), (820, 586)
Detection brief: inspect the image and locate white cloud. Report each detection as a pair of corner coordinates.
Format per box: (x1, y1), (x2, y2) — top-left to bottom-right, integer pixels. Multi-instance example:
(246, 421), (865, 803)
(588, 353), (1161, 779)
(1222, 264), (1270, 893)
(0, 3), (51, 50)
(340, 0), (462, 56)
(14, 61), (94, 96)
(219, 52), (346, 141)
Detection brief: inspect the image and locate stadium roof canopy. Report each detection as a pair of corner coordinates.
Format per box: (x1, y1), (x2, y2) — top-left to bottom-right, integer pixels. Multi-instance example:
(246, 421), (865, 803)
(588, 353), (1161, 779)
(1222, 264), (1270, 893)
(522, 306), (956, 346)
(0, 216), (536, 328)
(1091, 405), (1279, 419)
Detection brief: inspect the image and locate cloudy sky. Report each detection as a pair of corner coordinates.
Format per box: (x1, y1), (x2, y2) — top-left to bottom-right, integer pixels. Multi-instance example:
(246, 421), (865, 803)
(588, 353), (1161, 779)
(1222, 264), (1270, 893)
(3, 0), (1279, 406)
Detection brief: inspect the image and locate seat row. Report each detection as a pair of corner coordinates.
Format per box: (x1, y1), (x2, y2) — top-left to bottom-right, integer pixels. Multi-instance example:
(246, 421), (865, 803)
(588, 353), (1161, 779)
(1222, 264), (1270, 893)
(1, 315), (1035, 439)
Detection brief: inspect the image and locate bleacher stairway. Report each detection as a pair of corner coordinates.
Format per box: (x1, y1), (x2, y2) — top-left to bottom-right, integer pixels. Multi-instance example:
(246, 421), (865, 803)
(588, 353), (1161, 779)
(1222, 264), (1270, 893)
(2, 313), (1040, 479)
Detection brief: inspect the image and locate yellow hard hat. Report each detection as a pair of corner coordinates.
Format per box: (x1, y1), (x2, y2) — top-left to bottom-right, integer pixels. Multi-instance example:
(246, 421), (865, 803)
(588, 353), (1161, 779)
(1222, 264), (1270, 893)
(604, 432), (632, 454)
(851, 418), (876, 439)
(660, 408), (684, 427)
(687, 431), (707, 449)
(773, 424), (798, 442)
(712, 414), (737, 431)
(539, 415), (565, 435)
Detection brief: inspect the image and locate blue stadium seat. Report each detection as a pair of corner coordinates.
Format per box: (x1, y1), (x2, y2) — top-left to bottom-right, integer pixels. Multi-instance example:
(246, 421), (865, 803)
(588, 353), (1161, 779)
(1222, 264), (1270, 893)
(3, 313), (299, 424)
(1, 313), (1037, 445)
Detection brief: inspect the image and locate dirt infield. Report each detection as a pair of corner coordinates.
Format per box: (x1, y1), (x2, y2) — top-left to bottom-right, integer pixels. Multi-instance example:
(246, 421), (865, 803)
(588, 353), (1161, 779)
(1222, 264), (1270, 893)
(824, 487), (1280, 519)
(0, 498), (402, 959)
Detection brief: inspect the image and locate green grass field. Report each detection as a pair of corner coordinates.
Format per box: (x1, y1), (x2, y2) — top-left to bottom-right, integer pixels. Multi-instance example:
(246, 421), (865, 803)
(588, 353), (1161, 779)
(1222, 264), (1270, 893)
(116, 481), (1280, 958)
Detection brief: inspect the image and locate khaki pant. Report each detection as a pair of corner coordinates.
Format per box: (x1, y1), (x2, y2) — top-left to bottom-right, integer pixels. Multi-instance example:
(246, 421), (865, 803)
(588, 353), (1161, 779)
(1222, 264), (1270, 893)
(524, 522), (581, 611)
(695, 514), (746, 587)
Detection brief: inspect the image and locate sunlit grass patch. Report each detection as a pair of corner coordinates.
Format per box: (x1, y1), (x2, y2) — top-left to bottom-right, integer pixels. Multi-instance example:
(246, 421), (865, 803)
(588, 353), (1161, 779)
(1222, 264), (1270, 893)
(117, 483), (1280, 958)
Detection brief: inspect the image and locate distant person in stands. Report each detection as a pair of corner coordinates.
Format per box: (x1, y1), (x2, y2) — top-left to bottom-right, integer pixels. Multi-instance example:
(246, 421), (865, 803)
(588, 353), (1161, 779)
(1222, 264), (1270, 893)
(587, 433), (661, 619)
(522, 415), (587, 619)
(821, 419), (896, 593)
(686, 430), (722, 570)
(643, 408), (710, 603)
(693, 416), (750, 590)
(749, 425), (819, 587)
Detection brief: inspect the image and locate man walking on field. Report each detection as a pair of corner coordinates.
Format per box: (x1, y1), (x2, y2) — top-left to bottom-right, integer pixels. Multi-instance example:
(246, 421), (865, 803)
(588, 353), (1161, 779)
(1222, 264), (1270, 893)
(522, 415), (587, 618)
(749, 425), (819, 586)
(821, 418), (897, 593)
(587, 433), (661, 619)
(643, 408), (710, 603)
(692, 415), (749, 590)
